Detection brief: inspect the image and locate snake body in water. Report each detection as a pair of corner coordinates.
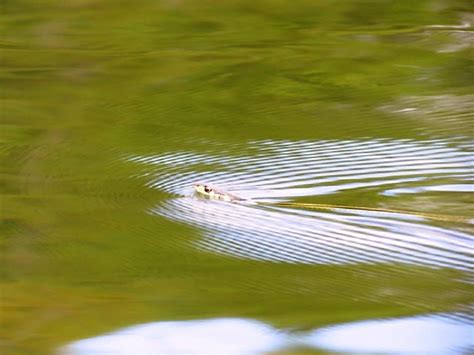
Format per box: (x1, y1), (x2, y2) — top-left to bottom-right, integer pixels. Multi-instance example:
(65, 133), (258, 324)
(193, 183), (471, 224)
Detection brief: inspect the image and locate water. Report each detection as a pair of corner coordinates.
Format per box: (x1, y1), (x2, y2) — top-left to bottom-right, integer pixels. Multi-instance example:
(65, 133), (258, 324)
(1, 1), (473, 354)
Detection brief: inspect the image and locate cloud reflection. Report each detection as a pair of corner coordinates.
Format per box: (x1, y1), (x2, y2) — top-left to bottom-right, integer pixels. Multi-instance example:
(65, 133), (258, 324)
(304, 315), (474, 354)
(62, 318), (286, 355)
(63, 313), (473, 354)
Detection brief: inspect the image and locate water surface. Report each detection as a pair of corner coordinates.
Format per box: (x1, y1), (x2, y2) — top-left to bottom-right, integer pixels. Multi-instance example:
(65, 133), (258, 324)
(1, 1), (473, 354)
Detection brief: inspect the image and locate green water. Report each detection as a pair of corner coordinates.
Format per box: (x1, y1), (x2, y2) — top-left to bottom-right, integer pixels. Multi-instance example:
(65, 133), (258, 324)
(1, 1), (473, 354)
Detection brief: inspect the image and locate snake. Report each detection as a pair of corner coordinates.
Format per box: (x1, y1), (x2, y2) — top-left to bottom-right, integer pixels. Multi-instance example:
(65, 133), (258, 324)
(193, 183), (245, 202)
(193, 183), (471, 224)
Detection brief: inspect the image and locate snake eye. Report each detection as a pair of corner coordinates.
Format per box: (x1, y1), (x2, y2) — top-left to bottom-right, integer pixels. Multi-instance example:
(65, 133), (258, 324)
(204, 186), (212, 193)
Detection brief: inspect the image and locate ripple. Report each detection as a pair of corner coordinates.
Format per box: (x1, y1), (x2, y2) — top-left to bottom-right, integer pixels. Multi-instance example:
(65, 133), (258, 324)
(153, 198), (472, 270)
(129, 138), (473, 269)
(381, 94), (474, 136)
(383, 183), (473, 196)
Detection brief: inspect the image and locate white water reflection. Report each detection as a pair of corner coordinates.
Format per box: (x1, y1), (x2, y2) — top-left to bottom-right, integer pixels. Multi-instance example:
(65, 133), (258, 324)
(153, 197), (473, 269)
(129, 138), (473, 198)
(304, 315), (474, 354)
(62, 318), (287, 355)
(63, 314), (473, 355)
(130, 138), (474, 269)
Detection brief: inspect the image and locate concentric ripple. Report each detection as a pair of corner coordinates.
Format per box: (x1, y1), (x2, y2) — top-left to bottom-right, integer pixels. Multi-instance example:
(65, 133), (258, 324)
(128, 138), (473, 269)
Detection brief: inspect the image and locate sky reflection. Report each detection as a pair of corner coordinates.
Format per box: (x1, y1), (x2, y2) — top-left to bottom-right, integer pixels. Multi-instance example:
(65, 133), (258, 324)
(63, 313), (473, 354)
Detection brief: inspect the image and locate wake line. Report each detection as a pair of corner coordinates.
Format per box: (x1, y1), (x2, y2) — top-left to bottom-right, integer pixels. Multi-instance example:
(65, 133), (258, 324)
(263, 201), (472, 224)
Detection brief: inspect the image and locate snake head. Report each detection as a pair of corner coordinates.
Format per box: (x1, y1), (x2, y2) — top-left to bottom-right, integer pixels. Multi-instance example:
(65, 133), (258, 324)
(193, 182), (213, 194)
